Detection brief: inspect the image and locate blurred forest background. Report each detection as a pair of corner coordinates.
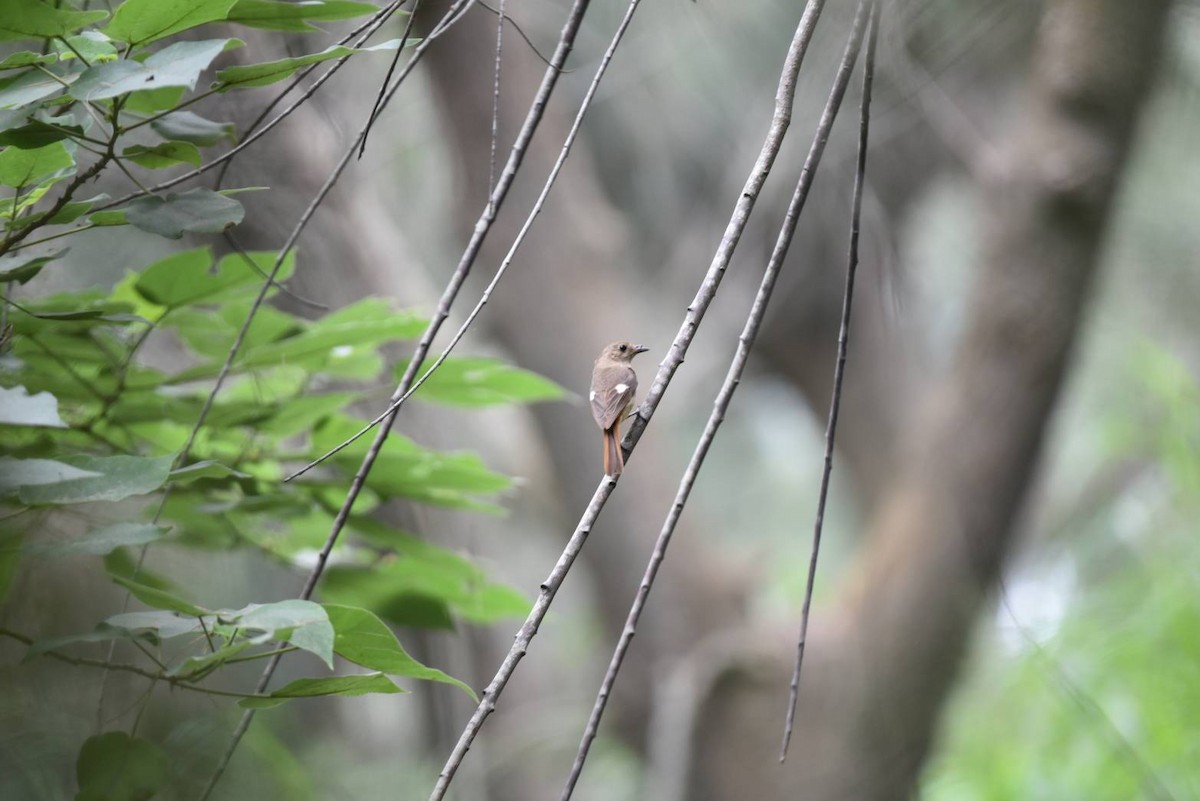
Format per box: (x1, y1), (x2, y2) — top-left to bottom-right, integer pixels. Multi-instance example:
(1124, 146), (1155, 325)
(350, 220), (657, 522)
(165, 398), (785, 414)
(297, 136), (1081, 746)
(2, 0), (1198, 799)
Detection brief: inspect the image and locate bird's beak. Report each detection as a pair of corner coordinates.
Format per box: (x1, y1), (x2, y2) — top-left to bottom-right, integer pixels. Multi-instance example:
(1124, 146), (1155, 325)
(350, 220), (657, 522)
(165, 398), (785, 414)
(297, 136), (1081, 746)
(633, 344), (649, 354)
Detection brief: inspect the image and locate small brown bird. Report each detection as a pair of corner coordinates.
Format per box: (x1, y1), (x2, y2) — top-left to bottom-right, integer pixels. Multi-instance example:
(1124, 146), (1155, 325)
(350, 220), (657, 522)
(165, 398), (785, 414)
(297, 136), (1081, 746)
(590, 341), (649, 477)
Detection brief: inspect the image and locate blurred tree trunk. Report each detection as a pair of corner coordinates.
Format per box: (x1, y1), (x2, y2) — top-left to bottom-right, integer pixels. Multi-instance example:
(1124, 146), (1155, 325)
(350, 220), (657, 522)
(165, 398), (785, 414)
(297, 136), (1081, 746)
(674, 0), (1171, 798)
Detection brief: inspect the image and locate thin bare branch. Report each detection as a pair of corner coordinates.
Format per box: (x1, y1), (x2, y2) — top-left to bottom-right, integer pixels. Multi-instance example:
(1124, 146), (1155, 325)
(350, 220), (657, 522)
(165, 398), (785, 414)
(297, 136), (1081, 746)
(781, 0), (879, 761)
(562, 3), (871, 795)
(486, 0), (505, 209)
(478, 0), (560, 69)
(427, 2), (830, 798)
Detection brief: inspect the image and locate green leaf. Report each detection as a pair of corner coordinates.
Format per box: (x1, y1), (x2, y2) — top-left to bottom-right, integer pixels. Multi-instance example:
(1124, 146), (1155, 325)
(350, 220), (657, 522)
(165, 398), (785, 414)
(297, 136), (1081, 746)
(0, 0), (108, 41)
(33, 523), (168, 557)
(0, 67), (69, 109)
(169, 460), (249, 484)
(103, 0), (238, 47)
(168, 639), (253, 677)
(101, 609), (202, 640)
(0, 51), (58, 71)
(236, 298), (424, 369)
(238, 672), (403, 709)
(236, 600), (333, 667)
(23, 625), (159, 660)
(137, 247), (296, 311)
(325, 604), (475, 698)
(226, 0), (381, 32)
(397, 356), (566, 407)
(123, 85), (185, 114)
(56, 31), (118, 65)
(88, 208), (128, 226)
(150, 110), (235, 146)
(215, 39), (404, 90)
(0, 457), (102, 494)
(76, 733), (169, 801)
(112, 574), (210, 616)
(121, 140), (202, 169)
(126, 187), (243, 238)
(0, 141), (72, 187)
(0, 385), (66, 427)
(0, 119), (84, 148)
(71, 39), (239, 101)
(6, 453), (173, 505)
(0, 247), (67, 284)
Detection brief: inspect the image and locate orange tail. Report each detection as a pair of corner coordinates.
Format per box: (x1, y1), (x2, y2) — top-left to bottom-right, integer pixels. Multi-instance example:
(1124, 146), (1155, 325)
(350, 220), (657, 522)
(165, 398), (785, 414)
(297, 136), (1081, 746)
(603, 420), (624, 477)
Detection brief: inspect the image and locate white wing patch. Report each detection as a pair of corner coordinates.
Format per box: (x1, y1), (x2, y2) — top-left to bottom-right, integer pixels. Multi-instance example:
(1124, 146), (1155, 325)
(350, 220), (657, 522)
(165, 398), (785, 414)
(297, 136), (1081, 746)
(589, 390), (596, 402)
(615, 383), (629, 394)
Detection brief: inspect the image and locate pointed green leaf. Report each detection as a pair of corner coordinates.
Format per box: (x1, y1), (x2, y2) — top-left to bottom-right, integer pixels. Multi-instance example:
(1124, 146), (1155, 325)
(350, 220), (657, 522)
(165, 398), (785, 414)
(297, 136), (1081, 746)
(227, 0), (381, 32)
(71, 39), (238, 101)
(76, 733), (168, 801)
(168, 639), (252, 677)
(8, 453), (173, 505)
(112, 574), (209, 616)
(122, 140), (202, 169)
(103, 0), (237, 47)
(0, 457), (103, 495)
(238, 672), (403, 709)
(235, 600), (333, 667)
(0, 51), (58, 71)
(169, 460), (249, 484)
(126, 187), (243, 238)
(0, 119), (84, 148)
(0, 141), (72, 187)
(0, 67), (69, 109)
(215, 39), (404, 90)
(325, 603), (475, 698)
(0, 248), (67, 283)
(0, 0), (108, 41)
(150, 110), (235, 146)
(397, 356), (566, 407)
(33, 523), (168, 557)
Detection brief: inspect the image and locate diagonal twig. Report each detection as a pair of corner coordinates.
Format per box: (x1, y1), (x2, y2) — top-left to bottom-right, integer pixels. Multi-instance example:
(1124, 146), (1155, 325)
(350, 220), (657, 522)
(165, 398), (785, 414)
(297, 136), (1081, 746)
(780, 0), (879, 762)
(426, 1), (831, 798)
(560, 3), (872, 795)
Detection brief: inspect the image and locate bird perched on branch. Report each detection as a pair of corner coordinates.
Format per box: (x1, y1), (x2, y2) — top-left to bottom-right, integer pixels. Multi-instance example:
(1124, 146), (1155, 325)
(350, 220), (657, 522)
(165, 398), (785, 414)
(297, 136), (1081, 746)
(590, 341), (649, 477)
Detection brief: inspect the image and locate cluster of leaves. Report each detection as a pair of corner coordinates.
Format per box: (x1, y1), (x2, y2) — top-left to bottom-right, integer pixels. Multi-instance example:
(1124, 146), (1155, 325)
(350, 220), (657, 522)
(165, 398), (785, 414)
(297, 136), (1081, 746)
(0, 4), (563, 796)
(0, 0), (408, 256)
(0, 243), (565, 794)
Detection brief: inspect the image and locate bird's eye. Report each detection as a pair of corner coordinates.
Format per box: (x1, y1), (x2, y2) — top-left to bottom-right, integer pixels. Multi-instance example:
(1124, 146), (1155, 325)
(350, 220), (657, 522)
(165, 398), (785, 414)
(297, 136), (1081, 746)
(619, 344), (627, 352)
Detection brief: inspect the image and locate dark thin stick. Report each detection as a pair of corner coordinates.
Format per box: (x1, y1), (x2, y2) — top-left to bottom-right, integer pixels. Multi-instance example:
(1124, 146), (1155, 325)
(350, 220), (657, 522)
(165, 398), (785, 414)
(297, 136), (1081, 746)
(478, 0), (559, 69)
(287, 0), (639, 482)
(561, 4), (870, 796)
(780, 0), (879, 762)
(357, 0), (422, 160)
(222, 231), (327, 310)
(427, 3), (830, 799)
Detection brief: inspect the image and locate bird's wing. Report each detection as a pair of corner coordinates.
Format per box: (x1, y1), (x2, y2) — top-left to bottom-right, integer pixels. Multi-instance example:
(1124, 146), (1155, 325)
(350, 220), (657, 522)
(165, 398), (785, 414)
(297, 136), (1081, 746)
(590, 364), (637, 430)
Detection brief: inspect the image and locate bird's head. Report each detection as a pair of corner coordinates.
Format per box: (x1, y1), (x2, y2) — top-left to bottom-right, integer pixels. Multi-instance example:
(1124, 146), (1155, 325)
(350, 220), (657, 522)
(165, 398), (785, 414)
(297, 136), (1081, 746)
(601, 341), (649, 363)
